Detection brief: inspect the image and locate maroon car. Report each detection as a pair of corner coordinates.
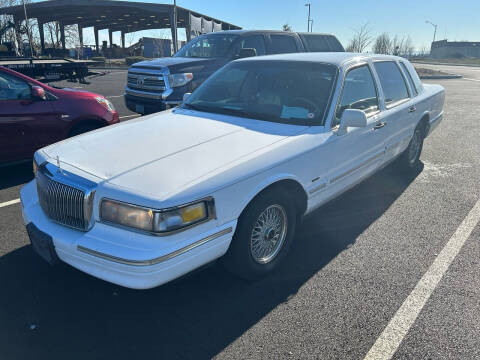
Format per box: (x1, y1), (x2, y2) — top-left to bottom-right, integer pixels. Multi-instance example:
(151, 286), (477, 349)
(0, 66), (119, 165)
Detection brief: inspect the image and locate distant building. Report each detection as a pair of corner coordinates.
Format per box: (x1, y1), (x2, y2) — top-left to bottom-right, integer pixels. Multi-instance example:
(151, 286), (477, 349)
(431, 40), (480, 59)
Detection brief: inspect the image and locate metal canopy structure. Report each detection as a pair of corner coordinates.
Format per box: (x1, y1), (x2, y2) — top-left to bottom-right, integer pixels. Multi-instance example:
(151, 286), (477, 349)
(0, 0), (241, 55)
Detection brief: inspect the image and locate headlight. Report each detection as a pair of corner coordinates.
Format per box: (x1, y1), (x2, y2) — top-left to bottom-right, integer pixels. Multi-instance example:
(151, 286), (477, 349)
(100, 198), (214, 234)
(168, 73), (193, 88)
(95, 97), (115, 112)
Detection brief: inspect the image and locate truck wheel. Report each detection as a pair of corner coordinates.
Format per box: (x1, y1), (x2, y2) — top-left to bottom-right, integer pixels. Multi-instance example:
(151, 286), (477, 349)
(222, 188), (297, 280)
(397, 125), (424, 171)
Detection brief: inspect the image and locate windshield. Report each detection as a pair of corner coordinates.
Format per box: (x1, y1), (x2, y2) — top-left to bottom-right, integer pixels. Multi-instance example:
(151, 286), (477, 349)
(183, 61), (338, 125)
(174, 34), (239, 58)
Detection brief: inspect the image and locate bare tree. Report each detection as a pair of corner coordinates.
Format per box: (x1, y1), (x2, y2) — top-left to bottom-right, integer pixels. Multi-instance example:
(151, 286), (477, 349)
(345, 23), (373, 53)
(373, 33), (392, 54)
(282, 24), (292, 32)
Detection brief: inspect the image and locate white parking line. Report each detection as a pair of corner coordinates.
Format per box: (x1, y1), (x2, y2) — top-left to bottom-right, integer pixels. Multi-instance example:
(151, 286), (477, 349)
(463, 77), (480, 82)
(363, 198), (480, 360)
(107, 94), (125, 98)
(119, 114), (140, 119)
(0, 198), (20, 208)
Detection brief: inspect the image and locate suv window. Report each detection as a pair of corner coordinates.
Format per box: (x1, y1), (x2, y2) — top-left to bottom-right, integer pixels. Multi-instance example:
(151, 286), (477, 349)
(240, 35), (266, 56)
(374, 61), (409, 107)
(399, 62), (418, 96)
(301, 34), (344, 52)
(269, 35), (298, 54)
(0, 73), (31, 100)
(334, 65), (379, 126)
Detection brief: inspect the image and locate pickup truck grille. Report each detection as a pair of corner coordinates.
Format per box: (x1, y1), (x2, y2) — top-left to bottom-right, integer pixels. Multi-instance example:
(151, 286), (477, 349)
(36, 170), (86, 230)
(127, 74), (166, 91)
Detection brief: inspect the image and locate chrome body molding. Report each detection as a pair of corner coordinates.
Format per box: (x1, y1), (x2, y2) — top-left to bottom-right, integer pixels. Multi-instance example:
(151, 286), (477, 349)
(330, 151), (385, 184)
(308, 182), (326, 195)
(77, 227), (233, 266)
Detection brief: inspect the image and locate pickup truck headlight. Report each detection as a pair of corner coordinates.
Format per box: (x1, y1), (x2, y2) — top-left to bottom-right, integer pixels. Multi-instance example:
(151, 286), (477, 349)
(100, 198), (214, 234)
(168, 73), (193, 88)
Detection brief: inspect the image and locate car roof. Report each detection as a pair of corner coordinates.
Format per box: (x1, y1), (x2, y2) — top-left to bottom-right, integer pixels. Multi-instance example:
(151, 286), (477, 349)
(236, 52), (406, 67)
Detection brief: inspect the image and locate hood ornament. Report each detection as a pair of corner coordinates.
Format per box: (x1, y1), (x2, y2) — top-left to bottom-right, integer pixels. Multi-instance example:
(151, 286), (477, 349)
(56, 155), (63, 174)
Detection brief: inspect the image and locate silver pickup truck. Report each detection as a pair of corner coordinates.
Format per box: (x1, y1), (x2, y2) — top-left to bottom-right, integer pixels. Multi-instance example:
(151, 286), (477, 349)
(124, 30), (344, 115)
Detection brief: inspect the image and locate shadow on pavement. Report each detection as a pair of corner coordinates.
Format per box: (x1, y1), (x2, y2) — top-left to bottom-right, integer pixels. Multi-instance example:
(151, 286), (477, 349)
(0, 163), (422, 360)
(0, 162), (34, 191)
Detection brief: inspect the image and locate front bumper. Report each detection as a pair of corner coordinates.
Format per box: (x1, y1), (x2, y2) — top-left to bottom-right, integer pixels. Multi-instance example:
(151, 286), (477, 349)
(20, 181), (236, 289)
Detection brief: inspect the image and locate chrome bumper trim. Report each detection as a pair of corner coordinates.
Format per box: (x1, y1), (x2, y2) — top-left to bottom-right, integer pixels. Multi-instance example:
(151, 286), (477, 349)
(77, 227), (233, 266)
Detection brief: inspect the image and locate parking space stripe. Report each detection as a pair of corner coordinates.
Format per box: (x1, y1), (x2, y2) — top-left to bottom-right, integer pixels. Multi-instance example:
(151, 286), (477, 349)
(0, 199), (20, 208)
(363, 198), (480, 360)
(463, 77), (480, 82)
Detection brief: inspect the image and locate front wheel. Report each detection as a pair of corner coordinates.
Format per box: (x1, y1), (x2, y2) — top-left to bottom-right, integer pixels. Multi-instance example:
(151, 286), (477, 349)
(221, 189), (297, 280)
(396, 126), (424, 171)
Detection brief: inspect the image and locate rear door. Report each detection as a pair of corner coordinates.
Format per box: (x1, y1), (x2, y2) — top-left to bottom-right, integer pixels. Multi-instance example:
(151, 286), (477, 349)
(372, 61), (414, 161)
(0, 71), (57, 163)
(299, 34), (345, 52)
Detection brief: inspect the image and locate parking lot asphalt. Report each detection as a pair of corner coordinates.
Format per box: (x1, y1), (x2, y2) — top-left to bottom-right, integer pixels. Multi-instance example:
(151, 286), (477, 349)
(0, 68), (479, 360)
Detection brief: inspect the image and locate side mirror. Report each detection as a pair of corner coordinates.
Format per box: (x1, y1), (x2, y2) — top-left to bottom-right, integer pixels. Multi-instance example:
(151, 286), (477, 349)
(31, 86), (46, 100)
(183, 92), (191, 103)
(337, 109), (367, 135)
(236, 48), (257, 59)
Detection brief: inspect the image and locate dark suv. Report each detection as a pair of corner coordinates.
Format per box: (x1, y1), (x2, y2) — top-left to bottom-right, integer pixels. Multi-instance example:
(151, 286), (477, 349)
(125, 30), (344, 115)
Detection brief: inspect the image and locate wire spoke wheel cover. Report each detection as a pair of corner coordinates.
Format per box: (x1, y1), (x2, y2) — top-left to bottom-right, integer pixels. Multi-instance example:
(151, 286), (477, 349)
(250, 204), (288, 264)
(408, 129), (422, 164)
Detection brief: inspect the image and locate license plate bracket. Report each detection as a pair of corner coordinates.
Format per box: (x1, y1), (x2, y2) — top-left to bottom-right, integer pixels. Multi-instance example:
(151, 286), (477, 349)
(26, 223), (59, 265)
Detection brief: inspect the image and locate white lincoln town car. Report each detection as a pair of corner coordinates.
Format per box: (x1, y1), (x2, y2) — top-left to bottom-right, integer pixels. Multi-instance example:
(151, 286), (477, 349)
(21, 53), (444, 289)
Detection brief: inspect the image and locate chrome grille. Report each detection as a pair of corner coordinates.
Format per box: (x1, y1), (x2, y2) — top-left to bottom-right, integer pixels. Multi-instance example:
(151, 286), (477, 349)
(127, 75), (165, 89)
(36, 170), (86, 230)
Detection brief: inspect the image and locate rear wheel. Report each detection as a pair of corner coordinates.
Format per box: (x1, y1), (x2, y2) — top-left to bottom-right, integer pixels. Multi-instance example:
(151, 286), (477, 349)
(397, 125), (424, 171)
(222, 188), (297, 280)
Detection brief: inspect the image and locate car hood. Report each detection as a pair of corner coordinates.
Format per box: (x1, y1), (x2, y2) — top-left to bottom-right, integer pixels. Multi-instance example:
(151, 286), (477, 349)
(41, 110), (307, 199)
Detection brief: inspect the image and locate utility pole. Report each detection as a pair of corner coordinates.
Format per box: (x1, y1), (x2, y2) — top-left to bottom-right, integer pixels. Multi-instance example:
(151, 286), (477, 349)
(22, 0), (34, 57)
(425, 20), (438, 43)
(305, 3), (311, 32)
(173, 0), (178, 53)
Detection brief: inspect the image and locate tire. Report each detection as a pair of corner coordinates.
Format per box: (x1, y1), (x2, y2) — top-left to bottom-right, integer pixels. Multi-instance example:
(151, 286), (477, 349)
(69, 123), (101, 137)
(221, 188), (297, 280)
(396, 124), (424, 171)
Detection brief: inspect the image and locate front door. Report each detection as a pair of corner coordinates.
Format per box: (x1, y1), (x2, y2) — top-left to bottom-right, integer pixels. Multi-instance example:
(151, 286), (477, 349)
(308, 64), (387, 209)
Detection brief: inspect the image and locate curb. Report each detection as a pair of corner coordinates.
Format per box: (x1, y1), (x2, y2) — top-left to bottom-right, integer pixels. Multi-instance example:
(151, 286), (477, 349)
(419, 74), (463, 79)
(413, 61), (480, 68)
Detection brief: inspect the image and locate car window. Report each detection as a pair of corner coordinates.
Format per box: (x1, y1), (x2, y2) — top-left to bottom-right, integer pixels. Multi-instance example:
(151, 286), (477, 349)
(399, 62), (418, 96)
(183, 60), (337, 126)
(174, 34), (238, 58)
(269, 35), (298, 54)
(240, 35), (266, 56)
(333, 65), (379, 127)
(0, 73), (31, 100)
(374, 61), (410, 107)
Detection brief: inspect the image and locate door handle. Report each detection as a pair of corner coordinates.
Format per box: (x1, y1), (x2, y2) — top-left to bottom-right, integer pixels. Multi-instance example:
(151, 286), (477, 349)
(374, 122), (386, 130)
(408, 106), (416, 113)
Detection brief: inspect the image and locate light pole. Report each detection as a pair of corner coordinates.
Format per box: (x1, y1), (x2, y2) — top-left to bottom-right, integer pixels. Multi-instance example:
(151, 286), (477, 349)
(305, 3), (311, 32)
(22, 0), (34, 57)
(425, 20), (438, 43)
(173, 0), (178, 53)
